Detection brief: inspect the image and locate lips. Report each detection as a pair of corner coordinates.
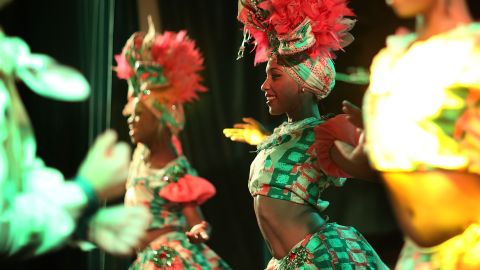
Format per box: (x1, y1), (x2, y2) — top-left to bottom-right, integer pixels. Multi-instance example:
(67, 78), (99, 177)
(127, 115), (138, 132)
(265, 93), (277, 104)
(128, 121), (137, 137)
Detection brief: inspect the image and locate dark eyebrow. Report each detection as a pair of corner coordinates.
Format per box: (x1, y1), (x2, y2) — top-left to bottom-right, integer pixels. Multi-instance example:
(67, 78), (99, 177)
(267, 67), (282, 73)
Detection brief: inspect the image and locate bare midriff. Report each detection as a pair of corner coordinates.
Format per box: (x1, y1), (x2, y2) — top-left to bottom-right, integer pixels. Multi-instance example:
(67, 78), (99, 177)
(382, 170), (480, 247)
(253, 195), (326, 259)
(137, 226), (184, 250)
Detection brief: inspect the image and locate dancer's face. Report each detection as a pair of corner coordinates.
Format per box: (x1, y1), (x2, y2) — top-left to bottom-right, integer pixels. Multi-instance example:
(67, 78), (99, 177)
(127, 98), (159, 145)
(388, 0), (436, 18)
(261, 57), (302, 116)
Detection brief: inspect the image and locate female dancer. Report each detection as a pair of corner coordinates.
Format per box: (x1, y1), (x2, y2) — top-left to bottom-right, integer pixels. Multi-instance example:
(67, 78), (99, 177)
(115, 20), (232, 269)
(364, 0), (480, 269)
(227, 1), (388, 268)
(357, 0), (480, 268)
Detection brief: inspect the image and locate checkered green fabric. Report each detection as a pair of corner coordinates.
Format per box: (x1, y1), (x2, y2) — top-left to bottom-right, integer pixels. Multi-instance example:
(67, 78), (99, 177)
(277, 223), (388, 270)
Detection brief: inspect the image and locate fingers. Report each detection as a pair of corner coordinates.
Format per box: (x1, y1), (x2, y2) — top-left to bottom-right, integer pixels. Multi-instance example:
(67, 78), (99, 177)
(96, 141), (131, 200)
(223, 130), (244, 136)
(89, 206), (150, 256)
(223, 129), (239, 137)
(186, 230), (209, 243)
(230, 137), (247, 143)
(223, 128), (240, 135)
(108, 236), (134, 256)
(118, 206), (151, 227)
(128, 206), (151, 228)
(223, 129), (247, 142)
(242, 117), (259, 127)
(90, 130), (118, 157)
(342, 100), (364, 128)
(185, 231), (198, 243)
(186, 221), (210, 243)
(333, 140), (355, 159)
(109, 141), (131, 171)
(233, 123), (252, 129)
(342, 100), (360, 113)
(357, 130), (366, 145)
(199, 230), (209, 241)
(117, 225), (145, 248)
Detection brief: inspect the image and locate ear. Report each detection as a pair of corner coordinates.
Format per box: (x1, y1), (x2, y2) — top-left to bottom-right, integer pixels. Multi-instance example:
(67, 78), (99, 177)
(298, 85), (317, 101)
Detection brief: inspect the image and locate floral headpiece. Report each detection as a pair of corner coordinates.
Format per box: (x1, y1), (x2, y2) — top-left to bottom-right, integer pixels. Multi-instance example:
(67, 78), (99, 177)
(237, 0), (355, 99)
(115, 18), (206, 134)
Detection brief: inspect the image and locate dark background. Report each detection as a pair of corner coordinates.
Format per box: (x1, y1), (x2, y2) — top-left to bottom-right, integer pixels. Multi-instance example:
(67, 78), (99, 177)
(1, 0), (479, 269)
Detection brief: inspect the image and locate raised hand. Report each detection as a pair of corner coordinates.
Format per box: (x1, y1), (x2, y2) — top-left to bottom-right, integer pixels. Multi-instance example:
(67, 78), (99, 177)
(185, 221), (210, 244)
(223, 117), (271, 146)
(330, 101), (378, 181)
(77, 130), (131, 200)
(341, 100), (363, 128)
(88, 205), (150, 256)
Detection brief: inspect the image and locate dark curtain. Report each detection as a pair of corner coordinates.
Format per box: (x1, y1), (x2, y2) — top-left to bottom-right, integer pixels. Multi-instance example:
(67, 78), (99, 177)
(0, 0), (90, 269)
(0, 0), (135, 269)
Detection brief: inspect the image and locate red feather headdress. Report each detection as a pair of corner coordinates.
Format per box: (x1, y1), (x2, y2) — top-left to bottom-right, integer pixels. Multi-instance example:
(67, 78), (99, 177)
(237, 0), (355, 65)
(115, 19), (206, 105)
(115, 18), (206, 135)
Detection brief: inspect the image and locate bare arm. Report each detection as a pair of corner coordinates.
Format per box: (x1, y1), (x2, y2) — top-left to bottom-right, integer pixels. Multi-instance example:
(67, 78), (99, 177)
(330, 137), (379, 181)
(329, 100), (379, 181)
(182, 203), (211, 244)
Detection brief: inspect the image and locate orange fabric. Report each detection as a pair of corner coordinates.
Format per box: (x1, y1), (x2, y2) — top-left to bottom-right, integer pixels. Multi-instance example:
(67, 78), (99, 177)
(314, 114), (361, 177)
(159, 174), (216, 205)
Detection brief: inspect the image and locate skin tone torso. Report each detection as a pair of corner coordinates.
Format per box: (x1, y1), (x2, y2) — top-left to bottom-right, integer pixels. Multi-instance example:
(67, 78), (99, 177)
(254, 196), (327, 258)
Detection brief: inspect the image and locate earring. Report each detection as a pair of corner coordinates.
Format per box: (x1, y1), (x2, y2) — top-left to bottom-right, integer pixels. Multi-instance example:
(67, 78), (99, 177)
(301, 88), (306, 93)
(385, 0), (393, 6)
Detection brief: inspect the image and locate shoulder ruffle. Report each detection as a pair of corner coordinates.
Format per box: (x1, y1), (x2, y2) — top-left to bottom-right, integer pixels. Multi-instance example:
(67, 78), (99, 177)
(313, 114), (361, 177)
(159, 174), (216, 205)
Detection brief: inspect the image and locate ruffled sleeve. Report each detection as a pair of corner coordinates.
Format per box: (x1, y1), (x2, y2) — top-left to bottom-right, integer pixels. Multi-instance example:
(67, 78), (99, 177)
(158, 174), (216, 205)
(314, 114), (361, 178)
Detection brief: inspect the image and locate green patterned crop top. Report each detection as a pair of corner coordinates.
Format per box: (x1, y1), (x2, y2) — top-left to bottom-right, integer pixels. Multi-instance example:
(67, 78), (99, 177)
(248, 117), (346, 212)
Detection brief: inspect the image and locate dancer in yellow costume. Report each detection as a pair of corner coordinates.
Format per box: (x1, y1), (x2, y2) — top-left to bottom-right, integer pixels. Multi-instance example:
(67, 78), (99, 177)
(338, 0), (480, 268)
